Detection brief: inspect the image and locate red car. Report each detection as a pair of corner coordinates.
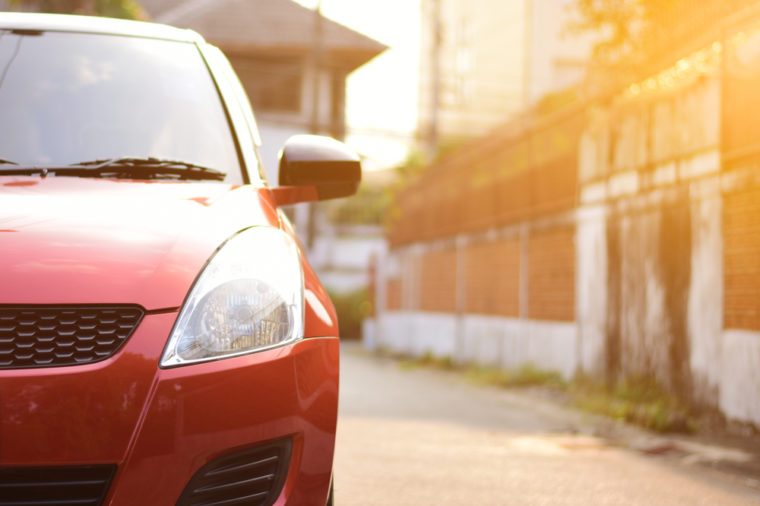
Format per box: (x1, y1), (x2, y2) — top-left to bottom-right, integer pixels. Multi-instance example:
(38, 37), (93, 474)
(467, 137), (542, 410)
(0, 13), (359, 506)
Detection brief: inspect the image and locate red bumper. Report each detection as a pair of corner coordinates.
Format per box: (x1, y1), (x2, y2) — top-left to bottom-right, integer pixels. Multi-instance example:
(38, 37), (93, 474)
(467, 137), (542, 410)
(0, 312), (339, 505)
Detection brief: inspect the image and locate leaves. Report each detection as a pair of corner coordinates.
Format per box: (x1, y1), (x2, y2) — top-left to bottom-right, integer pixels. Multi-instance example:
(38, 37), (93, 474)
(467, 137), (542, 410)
(567, 0), (689, 85)
(8, 0), (144, 19)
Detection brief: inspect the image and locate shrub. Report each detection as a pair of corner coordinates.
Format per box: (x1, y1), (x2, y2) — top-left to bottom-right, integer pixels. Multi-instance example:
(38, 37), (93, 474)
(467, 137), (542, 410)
(328, 288), (372, 340)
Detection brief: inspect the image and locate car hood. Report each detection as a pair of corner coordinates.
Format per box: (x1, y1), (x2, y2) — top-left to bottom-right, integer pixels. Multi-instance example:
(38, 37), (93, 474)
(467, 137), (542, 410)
(0, 177), (279, 309)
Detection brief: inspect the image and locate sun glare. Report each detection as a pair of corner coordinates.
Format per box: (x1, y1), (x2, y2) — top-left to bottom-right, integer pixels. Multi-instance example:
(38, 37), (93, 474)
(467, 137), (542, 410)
(293, 0), (421, 170)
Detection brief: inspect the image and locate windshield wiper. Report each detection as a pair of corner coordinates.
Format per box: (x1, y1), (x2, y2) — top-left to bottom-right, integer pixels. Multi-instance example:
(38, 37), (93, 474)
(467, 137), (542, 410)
(71, 157), (227, 181)
(0, 157), (227, 181)
(0, 158), (18, 165)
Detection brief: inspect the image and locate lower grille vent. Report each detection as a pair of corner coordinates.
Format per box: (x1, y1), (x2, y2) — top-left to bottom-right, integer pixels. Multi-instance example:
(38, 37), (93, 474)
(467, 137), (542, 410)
(0, 465), (116, 506)
(177, 439), (291, 506)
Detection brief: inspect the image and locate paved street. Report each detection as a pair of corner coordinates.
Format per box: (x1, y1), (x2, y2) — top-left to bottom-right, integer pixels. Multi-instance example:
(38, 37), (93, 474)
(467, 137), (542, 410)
(334, 347), (760, 506)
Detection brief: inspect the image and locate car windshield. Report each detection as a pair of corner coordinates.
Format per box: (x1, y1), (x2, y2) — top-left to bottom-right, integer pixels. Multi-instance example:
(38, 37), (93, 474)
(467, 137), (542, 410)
(0, 29), (242, 183)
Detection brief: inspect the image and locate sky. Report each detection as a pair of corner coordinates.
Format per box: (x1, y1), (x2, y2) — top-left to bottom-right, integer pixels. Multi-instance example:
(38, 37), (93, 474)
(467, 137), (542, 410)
(294, 0), (421, 170)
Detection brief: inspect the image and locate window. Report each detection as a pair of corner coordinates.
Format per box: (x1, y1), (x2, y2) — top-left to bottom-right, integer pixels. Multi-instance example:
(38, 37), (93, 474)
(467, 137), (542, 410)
(231, 56), (303, 114)
(0, 30), (242, 182)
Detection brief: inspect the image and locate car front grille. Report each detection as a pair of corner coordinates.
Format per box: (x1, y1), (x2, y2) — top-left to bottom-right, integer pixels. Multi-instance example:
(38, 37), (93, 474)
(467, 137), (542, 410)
(0, 465), (116, 506)
(177, 439), (292, 506)
(0, 306), (144, 369)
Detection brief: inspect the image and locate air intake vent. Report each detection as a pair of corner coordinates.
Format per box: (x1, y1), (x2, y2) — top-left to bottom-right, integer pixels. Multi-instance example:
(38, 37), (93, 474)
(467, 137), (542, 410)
(0, 465), (116, 506)
(0, 306), (144, 369)
(177, 439), (292, 506)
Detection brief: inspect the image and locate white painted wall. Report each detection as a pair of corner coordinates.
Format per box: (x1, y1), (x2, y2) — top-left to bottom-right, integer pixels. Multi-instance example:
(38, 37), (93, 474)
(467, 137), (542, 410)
(311, 234), (387, 272)
(370, 312), (579, 380)
(310, 227), (387, 294)
(720, 330), (760, 426)
(374, 311), (459, 358)
(688, 179), (724, 406)
(258, 123), (302, 185)
(576, 205), (608, 375)
(462, 315), (578, 379)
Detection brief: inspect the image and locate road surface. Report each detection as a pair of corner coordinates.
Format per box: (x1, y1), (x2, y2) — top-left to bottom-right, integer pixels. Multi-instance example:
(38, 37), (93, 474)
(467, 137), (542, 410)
(334, 347), (760, 505)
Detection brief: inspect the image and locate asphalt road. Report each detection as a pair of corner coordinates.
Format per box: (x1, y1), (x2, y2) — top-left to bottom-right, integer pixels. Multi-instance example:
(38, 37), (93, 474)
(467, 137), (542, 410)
(334, 346), (760, 506)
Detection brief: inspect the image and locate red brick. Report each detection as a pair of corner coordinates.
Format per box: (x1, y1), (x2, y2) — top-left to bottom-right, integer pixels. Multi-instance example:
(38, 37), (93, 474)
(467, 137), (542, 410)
(464, 239), (520, 316)
(419, 248), (458, 313)
(528, 227), (575, 321)
(724, 185), (760, 330)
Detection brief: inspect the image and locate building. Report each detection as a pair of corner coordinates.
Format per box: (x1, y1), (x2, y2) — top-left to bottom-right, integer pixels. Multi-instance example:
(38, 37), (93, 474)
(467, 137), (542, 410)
(418, 0), (591, 148)
(527, 0), (593, 103)
(140, 0), (385, 184)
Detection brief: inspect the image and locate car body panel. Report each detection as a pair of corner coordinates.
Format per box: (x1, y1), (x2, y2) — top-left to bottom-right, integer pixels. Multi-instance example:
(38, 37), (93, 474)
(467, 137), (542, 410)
(0, 175), (340, 505)
(0, 177), (276, 309)
(0, 176), (338, 336)
(0, 312), (171, 465)
(111, 337), (339, 506)
(0, 309), (338, 504)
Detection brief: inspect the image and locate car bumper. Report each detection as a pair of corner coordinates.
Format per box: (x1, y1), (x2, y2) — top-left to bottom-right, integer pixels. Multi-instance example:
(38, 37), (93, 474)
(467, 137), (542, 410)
(0, 312), (339, 505)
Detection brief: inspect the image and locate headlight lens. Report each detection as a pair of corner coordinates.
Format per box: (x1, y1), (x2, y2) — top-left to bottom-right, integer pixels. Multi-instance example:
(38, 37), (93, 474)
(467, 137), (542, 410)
(161, 227), (304, 367)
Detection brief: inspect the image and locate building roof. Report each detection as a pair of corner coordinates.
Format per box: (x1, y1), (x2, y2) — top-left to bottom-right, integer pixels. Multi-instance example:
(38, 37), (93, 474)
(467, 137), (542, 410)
(0, 11), (201, 42)
(141, 0), (386, 70)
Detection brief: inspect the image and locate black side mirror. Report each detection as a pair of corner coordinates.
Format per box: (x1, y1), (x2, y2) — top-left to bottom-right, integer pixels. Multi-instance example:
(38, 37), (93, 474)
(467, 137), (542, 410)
(278, 135), (361, 201)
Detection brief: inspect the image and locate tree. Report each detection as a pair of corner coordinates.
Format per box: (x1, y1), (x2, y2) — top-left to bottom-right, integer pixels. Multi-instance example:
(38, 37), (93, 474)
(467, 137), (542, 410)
(9, 0), (144, 19)
(567, 0), (686, 84)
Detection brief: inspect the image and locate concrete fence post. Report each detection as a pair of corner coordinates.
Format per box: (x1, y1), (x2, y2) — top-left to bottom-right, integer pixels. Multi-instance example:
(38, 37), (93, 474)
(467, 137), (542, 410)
(455, 235), (468, 362)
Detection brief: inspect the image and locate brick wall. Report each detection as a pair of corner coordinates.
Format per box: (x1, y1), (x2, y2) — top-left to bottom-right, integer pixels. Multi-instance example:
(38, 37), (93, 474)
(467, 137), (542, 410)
(528, 226), (575, 321)
(388, 113), (581, 248)
(386, 278), (402, 311)
(419, 248), (458, 313)
(386, 229), (577, 320)
(724, 184), (760, 330)
(464, 238), (520, 316)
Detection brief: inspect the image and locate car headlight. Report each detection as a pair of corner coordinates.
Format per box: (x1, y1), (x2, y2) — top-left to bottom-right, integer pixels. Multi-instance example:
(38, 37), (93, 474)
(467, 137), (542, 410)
(161, 227), (304, 367)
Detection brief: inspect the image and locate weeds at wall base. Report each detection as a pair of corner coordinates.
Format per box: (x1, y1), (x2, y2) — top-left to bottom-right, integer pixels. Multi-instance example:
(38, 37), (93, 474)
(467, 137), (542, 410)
(386, 350), (698, 434)
(569, 374), (697, 434)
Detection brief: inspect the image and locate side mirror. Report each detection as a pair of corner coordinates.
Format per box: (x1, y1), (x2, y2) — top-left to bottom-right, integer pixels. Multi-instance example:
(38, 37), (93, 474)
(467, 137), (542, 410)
(273, 135), (361, 206)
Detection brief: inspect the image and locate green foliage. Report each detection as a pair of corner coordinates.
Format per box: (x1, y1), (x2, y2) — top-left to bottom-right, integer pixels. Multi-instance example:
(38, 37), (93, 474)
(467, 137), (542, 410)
(569, 374), (697, 433)
(398, 352), (456, 372)
(384, 150), (426, 228)
(328, 288), (372, 341)
(326, 182), (390, 227)
(567, 0), (688, 82)
(393, 352), (697, 433)
(434, 136), (470, 159)
(384, 138), (485, 233)
(393, 149), (426, 183)
(327, 151), (433, 229)
(534, 88), (580, 116)
(9, 0), (143, 19)
(94, 0), (143, 19)
(466, 363), (567, 389)
(397, 356), (565, 389)
(567, 0), (644, 68)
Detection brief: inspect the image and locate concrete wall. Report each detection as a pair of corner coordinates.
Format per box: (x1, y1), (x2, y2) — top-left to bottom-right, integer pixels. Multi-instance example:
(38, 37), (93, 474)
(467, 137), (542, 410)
(310, 225), (387, 294)
(372, 42), (760, 428)
(368, 311), (579, 379)
(371, 212), (579, 380)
